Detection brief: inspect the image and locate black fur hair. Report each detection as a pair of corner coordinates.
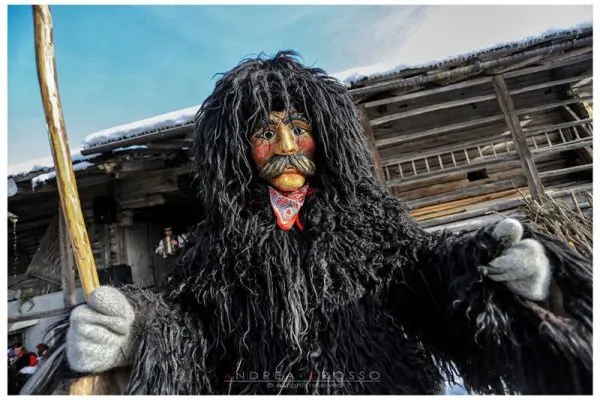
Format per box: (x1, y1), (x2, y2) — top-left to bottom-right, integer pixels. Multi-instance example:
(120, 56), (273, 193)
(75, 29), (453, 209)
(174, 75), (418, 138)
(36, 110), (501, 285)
(191, 50), (379, 234)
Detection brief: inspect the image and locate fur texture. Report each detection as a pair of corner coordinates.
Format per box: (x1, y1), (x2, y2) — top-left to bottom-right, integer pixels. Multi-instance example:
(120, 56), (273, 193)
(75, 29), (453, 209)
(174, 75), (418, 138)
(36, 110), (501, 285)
(21, 51), (592, 395)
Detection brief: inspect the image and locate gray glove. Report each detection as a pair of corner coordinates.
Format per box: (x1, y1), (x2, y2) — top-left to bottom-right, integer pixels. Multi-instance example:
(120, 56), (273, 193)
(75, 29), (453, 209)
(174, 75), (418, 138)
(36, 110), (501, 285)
(66, 286), (136, 373)
(480, 218), (552, 301)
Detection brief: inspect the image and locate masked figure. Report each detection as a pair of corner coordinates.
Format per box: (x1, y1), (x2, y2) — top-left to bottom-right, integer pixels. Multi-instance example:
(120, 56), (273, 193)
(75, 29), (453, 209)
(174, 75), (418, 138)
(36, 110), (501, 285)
(23, 51), (591, 395)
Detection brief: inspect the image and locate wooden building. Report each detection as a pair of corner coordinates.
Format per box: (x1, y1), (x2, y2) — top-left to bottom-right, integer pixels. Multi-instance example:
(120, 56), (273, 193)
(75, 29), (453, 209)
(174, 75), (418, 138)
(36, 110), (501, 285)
(7, 26), (593, 305)
(351, 26), (593, 232)
(8, 143), (199, 300)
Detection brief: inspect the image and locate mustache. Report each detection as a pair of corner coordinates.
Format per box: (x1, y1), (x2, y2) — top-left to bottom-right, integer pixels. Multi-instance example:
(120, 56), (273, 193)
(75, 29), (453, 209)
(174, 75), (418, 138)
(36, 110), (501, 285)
(259, 154), (316, 179)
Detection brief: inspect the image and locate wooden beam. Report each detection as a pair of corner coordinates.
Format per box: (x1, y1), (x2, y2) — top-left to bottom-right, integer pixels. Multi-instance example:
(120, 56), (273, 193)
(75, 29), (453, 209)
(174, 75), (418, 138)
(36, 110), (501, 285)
(59, 207), (76, 307)
(29, 272), (61, 287)
(358, 105), (385, 184)
(366, 72), (592, 125)
(408, 179), (527, 209)
(523, 118), (593, 136)
(539, 164), (593, 179)
(517, 95), (593, 116)
(510, 73), (593, 96)
(363, 77), (493, 109)
(419, 196), (531, 229)
(503, 51), (592, 79)
(420, 183), (593, 230)
(539, 45), (594, 65)
(571, 75), (593, 89)
(371, 93), (496, 126)
(8, 307), (74, 323)
(11, 174), (113, 199)
(120, 193), (166, 209)
(376, 115), (505, 147)
(493, 74), (544, 202)
(410, 187), (525, 217)
(488, 54), (547, 75)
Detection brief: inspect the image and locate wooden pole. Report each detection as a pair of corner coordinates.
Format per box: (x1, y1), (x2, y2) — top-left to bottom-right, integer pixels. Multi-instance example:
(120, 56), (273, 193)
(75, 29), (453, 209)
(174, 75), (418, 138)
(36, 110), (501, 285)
(33, 5), (107, 395)
(33, 5), (99, 296)
(492, 74), (544, 202)
(358, 105), (386, 185)
(59, 208), (76, 307)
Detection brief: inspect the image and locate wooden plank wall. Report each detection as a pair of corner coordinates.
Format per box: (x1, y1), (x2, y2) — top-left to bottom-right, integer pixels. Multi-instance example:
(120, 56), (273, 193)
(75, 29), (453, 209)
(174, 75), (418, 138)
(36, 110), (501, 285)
(361, 50), (593, 232)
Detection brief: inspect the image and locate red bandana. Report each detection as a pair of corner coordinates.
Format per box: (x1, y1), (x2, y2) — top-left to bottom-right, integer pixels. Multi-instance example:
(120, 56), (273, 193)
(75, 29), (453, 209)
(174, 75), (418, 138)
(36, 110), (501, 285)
(269, 185), (313, 231)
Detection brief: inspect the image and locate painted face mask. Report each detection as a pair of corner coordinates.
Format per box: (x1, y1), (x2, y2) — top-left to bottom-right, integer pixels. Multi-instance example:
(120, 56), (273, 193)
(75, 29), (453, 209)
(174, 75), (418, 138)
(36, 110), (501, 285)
(250, 109), (316, 230)
(250, 109), (316, 193)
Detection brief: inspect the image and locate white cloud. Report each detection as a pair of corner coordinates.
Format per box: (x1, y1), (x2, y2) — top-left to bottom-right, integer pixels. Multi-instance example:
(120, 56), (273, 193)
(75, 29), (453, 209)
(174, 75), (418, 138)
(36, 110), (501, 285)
(333, 5), (592, 83)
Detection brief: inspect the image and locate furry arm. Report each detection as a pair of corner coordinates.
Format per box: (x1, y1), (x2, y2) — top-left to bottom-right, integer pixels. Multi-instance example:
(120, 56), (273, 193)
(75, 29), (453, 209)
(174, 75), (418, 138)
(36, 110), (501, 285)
(386, 217), (592, 395)
(120, 287), (214, 395)
(20, 286), (214, 395)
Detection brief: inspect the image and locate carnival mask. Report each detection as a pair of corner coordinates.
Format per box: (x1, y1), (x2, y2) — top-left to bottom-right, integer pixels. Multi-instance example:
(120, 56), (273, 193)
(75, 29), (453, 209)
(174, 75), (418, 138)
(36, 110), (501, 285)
(250, 109), (316, 192)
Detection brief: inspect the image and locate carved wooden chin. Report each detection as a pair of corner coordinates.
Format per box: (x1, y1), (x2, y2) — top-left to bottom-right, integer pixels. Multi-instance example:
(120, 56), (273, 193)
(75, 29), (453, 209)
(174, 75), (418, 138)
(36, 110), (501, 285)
(269, 171), (306, 192)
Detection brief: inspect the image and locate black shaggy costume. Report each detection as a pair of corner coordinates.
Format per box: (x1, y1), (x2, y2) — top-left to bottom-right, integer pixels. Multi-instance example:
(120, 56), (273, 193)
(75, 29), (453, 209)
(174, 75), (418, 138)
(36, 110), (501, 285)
(22, 51), (592, 395)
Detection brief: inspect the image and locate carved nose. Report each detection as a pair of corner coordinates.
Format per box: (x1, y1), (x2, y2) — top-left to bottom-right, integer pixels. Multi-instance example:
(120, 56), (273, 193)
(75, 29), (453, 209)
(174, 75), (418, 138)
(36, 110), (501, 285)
(277, 125), (298, 154)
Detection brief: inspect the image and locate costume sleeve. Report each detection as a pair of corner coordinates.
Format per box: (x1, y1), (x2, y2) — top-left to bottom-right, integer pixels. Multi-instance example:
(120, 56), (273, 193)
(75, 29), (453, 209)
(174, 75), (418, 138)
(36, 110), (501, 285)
(385, 219), (592, 395)
(155, 239), (164, 254)
(117, 287), (215, 395)
(19, 287), (215, 396)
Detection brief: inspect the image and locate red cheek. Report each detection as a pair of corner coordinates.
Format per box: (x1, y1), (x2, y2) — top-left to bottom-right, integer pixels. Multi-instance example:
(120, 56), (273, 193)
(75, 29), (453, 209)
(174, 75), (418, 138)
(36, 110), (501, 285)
(298, 135), (315, 155)
(251, 141), (273, 166)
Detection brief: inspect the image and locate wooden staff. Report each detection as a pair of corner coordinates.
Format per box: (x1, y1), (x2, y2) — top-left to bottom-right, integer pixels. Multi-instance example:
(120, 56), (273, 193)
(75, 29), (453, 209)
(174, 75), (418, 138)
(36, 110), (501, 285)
(33, 5), (106, 395)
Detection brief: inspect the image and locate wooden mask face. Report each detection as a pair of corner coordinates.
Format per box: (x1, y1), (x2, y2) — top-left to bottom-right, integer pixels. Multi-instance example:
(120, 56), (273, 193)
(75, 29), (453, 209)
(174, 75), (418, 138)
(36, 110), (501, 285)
(250, 109), (316, 192)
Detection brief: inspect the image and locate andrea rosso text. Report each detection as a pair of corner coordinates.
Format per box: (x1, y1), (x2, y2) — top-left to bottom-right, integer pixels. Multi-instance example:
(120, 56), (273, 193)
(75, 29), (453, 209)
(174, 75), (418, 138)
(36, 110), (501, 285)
(224, 369), (382, 386)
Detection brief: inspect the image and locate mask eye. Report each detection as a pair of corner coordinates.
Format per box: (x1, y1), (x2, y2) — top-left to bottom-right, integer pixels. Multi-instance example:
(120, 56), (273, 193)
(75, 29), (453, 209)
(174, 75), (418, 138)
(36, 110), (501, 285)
(292, 126), (304, 136)
(260, 130), (275, 140)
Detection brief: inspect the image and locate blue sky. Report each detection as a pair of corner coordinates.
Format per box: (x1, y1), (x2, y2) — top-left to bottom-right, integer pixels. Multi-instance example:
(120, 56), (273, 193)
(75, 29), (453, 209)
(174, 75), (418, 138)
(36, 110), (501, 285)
(7, 4), (592, 166)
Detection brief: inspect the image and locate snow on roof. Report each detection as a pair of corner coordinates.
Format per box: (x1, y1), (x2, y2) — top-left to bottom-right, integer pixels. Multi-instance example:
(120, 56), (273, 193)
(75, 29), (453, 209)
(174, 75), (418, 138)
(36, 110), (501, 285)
(81, 104), (201, 150)
(31, 161), (95, 189)
(7, 147), (96, 178)
(8, 106), (199, 179)
(332, 22), (593, 86)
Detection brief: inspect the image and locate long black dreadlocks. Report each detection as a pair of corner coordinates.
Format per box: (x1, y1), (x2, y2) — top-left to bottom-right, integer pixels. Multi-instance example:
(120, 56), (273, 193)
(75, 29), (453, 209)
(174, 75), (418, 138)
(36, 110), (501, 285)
(190, 50), (378, 231)
(21, 51), (592, 396)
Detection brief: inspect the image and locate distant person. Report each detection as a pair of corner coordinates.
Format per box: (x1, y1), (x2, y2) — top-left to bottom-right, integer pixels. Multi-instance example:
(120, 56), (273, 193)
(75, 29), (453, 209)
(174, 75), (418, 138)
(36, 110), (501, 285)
(10, 343), (38, 372)
(155, 227), (187, 259)
(9, 343), (38, 392)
